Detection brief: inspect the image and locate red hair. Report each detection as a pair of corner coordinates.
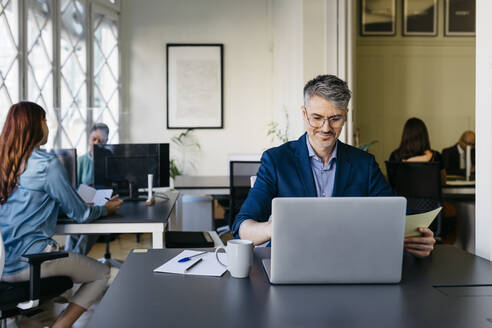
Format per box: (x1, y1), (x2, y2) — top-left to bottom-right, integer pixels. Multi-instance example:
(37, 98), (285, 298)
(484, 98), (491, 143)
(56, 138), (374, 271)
(0, 102), (46, 204)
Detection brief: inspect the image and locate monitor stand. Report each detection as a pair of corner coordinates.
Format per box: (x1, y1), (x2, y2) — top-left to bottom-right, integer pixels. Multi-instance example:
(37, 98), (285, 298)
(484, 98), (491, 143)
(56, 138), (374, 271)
(119, 182), (147, 202)
(120, 194), (147, 202)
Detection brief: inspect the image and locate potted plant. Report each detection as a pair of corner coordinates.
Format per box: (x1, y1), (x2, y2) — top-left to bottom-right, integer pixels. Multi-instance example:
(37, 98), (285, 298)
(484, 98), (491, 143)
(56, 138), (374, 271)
(169, 129), (201, 188)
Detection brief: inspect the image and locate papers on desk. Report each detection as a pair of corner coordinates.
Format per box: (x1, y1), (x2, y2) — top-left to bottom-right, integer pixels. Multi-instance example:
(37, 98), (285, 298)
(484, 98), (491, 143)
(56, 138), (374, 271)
(446, 180), (475, 186)
(405, 207), (442, 237)
(77, 184), (113, 206)
(154, 250), (227, 277)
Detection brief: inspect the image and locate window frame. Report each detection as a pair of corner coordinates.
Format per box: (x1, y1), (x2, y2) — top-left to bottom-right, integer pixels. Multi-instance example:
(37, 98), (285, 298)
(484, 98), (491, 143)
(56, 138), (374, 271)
(2, 0), (120, 150)
(91, 2), (121, 143)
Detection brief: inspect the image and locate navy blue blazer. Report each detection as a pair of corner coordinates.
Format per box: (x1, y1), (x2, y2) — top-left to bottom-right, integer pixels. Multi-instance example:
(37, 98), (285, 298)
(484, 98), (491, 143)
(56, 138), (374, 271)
(231, 133), (394, 238)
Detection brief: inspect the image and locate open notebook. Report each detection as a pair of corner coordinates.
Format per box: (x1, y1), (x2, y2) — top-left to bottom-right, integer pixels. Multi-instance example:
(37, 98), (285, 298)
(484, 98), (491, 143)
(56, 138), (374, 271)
(77, 184), (113, 206)
(154, 250), (227, 277)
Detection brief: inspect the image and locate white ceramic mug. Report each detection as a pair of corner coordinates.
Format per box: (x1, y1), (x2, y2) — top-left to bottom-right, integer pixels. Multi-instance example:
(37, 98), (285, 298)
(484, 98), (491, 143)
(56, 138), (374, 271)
(215, 240), (253, 278)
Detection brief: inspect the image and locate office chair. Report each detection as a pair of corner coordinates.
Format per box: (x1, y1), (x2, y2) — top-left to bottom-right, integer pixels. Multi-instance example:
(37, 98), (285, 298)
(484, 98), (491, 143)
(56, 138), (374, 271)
(226, 161), (262, 232)
(97, 235), (121, 268)
(0, 234), (73, 327)
(385, 161), (443, 237)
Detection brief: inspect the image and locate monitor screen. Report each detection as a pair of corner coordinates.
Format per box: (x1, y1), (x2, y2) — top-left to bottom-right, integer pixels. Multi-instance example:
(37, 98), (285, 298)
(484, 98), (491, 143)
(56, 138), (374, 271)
(50, 148), (77, 188)
(93, 143), (170, 191)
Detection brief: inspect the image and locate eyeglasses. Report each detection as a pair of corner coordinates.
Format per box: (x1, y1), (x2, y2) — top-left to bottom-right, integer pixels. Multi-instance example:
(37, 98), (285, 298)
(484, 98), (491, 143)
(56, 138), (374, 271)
(304, 111), (346, 129)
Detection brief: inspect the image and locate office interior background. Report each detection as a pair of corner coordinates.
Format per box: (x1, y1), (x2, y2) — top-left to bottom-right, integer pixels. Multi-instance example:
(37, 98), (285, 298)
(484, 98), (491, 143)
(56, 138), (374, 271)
(0, 0), (491, 257)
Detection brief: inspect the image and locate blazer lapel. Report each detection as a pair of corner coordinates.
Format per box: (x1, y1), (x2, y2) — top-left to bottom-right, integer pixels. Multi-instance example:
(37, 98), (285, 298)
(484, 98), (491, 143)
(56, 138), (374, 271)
(294, 133), (317, 197)
(333, 141), (352, 197)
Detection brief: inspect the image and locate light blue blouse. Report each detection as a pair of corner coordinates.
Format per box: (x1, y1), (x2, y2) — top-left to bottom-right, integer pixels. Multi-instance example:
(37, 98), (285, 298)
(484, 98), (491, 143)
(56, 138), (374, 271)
(0, 148), (106, 275)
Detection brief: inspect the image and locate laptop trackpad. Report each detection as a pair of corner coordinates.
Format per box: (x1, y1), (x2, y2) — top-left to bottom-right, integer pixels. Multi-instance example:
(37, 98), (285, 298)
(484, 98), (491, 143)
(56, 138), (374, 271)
(262, 259), (272, 282)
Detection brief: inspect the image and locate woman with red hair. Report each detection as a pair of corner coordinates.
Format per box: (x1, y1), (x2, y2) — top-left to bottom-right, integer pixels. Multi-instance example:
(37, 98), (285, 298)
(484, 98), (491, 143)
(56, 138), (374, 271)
(0, 102), (123, 328)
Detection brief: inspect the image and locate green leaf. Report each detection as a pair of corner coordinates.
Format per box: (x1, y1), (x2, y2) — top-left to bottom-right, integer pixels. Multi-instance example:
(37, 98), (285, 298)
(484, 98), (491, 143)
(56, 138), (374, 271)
(357, 140), (378, 152)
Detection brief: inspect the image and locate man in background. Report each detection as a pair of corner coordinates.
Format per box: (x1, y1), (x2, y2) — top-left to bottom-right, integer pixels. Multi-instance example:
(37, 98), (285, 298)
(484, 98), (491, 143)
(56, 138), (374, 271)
(442, 131), (475, 176)
(66, 122), (110, 255)
(78, 123), (110, 186)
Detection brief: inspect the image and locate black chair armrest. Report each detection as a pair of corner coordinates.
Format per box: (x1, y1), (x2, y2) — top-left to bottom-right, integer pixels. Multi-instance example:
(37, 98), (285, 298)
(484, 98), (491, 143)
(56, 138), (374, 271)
(18, 251), (69, 303)
(20, 251), (68, 264)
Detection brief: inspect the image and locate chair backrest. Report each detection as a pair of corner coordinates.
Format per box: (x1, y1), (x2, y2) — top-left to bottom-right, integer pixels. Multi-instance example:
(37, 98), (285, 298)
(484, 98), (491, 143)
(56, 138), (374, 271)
(385, 161), (442, 236)
(229, 161), (261, 227)
(385, 161), (442, 201)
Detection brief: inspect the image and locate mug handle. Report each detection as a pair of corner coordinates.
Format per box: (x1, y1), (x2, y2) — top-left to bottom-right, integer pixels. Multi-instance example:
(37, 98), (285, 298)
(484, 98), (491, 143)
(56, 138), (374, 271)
(215, 246), (227, 267)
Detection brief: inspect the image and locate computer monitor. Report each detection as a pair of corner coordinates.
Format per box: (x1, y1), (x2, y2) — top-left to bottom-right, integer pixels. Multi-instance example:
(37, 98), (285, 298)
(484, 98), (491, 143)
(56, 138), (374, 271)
(93, 143), (170, 201)
(50, 148), (77, 188)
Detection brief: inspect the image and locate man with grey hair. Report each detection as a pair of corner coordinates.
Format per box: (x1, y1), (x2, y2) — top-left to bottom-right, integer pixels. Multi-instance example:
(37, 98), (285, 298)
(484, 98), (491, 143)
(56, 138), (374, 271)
(231, 75), (435, 258)
(78, 122), (110, 186)
(66, 122), (110, 255)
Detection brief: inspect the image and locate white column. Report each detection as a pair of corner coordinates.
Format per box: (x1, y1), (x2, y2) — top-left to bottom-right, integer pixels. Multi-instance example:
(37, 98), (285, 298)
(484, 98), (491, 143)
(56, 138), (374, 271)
(475, 0), (492, 260)
(272, 0), (303, 140)
(326, 0), (353, 145)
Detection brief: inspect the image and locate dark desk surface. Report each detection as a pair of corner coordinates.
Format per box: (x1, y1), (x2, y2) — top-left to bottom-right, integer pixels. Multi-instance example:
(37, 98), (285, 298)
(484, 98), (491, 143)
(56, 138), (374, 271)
(58, 191), (179, 224)
(89, 245), (492, 328)
(174, 175), (229, 189)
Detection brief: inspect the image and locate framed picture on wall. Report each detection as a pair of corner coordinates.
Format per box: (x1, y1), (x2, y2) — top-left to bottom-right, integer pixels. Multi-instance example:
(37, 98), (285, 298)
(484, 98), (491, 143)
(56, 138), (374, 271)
(403, 0), (437, 36)
(445, 0), (475, 36)
(166, 44), (224, 129)
(360, 0), (396, 36)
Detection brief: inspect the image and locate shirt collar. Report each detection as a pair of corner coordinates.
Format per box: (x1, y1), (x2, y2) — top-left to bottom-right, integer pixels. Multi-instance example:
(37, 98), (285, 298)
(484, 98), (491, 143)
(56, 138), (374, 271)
(306, 137), (338, 164)
(456, 144), (464, 155)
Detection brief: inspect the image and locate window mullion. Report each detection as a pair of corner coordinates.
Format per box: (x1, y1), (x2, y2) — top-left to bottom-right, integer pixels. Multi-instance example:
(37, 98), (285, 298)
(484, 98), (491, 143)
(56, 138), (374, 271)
(86, 0), (93, 132)
(53, 0), (61, 148)
(53, 0), (60, 110)
(19, 0), (27, 100)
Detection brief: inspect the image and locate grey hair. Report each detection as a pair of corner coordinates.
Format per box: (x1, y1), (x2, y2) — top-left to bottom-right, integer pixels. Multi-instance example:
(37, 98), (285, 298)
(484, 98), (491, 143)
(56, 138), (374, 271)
(303, 75), (352, 109)
(91, 122), (109, 142)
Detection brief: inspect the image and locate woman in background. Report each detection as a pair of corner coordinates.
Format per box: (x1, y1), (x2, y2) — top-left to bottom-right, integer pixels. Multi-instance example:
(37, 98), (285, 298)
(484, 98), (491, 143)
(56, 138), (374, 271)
(389, 117), (446, 239)
(389, 117), (445, 173)
(0, 102), (123, 328)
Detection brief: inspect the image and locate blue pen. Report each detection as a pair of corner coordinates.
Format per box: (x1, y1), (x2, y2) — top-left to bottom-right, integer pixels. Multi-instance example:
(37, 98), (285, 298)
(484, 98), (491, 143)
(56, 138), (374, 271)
(178, 251), (207, 263)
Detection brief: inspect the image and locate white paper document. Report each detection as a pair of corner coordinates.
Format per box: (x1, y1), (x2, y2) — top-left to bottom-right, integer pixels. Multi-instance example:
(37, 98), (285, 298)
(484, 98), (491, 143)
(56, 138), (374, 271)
(77, 184), (113, 206)
(154, 250), (227, 277)
(405, 207), (442, 238)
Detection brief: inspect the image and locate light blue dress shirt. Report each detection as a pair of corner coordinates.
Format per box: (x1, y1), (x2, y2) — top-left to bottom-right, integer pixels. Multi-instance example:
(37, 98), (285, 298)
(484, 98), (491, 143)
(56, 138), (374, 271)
(306, 138), (338, 197)
(0, 148), (106, 275)
(77, 152), (93, 186)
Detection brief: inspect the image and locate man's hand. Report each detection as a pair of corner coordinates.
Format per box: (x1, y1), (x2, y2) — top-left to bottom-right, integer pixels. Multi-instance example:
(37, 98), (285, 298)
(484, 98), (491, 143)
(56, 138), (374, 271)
(105, 195), (123, 215)
(239, 219), (272, 245)
(404, 227), (435, 258)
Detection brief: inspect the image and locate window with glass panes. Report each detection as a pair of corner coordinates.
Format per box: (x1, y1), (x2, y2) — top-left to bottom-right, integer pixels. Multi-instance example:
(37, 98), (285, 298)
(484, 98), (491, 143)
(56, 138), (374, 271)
(0, 0), (120, 154)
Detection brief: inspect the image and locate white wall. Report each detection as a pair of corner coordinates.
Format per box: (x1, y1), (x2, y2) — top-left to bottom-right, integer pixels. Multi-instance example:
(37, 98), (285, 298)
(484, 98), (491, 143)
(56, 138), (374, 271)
(121, 0), (346, 175)
(121, 0), (275, 175)
(272, 0), (303, 140)
(475, 0), (492, 260)
(272, 0), (352, 142)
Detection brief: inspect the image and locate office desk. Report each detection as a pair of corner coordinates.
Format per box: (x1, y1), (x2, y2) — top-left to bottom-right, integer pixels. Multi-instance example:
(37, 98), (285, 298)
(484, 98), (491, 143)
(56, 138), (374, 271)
(55, 191), (179, 248)
(442, 183), (476, 254)
(89, 245), (492, 328)
(174, 176), (229, 231)
(443, 184), (475, 200)
(174, 175), (229, 195)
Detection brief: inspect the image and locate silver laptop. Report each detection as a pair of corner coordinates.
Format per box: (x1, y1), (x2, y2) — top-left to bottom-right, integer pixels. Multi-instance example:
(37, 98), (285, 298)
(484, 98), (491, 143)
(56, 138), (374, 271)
(262, 197), (406, 284)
